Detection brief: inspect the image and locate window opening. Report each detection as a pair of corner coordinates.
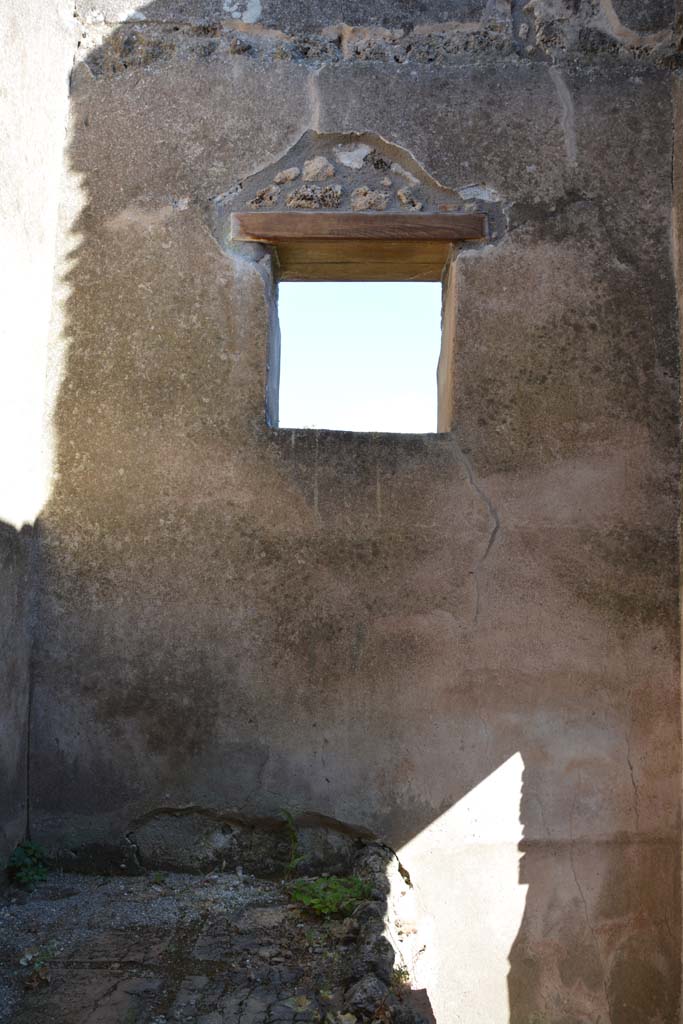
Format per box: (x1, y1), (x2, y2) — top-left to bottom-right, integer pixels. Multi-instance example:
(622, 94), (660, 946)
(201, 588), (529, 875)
(229, 209), (487, 434)
(277, 281), (442, 434)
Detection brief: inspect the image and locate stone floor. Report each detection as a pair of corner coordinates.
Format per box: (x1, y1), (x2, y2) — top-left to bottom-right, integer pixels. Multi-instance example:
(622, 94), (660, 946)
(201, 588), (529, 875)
(0, 870), (422, 1024)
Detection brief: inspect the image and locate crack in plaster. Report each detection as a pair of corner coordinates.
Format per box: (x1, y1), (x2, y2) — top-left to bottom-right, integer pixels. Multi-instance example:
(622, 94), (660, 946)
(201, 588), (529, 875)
(548, 66), (577, 167)
(453, 443), (500, 624)
(307, 65), (322, 133)
(625, 731), (641, 832)
(236, 749), (271, 813)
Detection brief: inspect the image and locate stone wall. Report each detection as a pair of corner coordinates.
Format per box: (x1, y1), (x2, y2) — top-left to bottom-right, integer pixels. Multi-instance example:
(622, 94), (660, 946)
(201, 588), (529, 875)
(0, 0), (75, 870)
(26, 2), (682, 1021)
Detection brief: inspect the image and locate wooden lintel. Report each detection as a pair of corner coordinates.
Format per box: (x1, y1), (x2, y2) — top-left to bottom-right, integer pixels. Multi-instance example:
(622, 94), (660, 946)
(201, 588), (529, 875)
(230, 211), (487, 244)
(275, 240), (452, 282)
(230, 211), (486, 282)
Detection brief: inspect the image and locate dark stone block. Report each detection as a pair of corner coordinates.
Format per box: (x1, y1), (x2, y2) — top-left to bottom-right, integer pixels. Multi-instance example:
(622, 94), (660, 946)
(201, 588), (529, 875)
(611, 0), (674, 33)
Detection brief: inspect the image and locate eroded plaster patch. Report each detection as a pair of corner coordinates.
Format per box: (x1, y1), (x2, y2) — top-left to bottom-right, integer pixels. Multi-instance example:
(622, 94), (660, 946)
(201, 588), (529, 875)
(459, 185), (501, 202)
(335, 143), (372, 170)
(209, 130), (507, 252)
(223, 0), (262, 25)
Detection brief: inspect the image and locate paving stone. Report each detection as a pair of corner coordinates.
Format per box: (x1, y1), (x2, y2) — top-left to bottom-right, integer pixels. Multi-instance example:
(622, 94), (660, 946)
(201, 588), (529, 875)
(13, 970), (163, 1024)
(218, 989), (250, 1018)
(69, 928), (172, 965)
(261, 964), (303, 988)
(270, 1003), (296, 1022)
(237, 906), (288, 931)
(167, 974), (213, 1018)
(192, 921), (234, 961)
(240, 987), (276, 1023)
(88, 977), (163, 1024)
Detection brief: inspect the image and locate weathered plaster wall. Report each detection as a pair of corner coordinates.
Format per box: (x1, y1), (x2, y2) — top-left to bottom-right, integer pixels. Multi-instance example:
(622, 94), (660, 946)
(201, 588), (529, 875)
(29, 2), (681, 1021)
(0, 0), (75, 870)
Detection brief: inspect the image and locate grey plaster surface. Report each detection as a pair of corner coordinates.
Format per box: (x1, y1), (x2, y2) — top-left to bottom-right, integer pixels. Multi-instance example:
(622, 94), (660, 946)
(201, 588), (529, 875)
(611, 0), (674, 31)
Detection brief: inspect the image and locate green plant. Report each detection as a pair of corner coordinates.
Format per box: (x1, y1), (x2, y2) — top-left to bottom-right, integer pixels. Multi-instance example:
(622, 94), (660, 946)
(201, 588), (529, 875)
(150, 871), (167, 885)
(20, 942), (57, 970)
(281, 808), (305, 879)
(8, 842), (48, 890)
(391, 965), (410, 993)
(290, 875), (371, 917)
(20, 941), (57, 988)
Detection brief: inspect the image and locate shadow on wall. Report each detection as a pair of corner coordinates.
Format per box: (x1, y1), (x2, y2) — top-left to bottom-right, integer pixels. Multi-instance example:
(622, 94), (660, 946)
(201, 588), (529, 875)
(0, 519), (33, 871)
(26, 4), (681, 1024)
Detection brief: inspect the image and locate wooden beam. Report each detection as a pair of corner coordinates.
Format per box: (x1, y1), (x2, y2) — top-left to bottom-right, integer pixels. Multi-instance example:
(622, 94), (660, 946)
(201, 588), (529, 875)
(276, 240), (453, 282)
(230, 212), (486, 282)
(230, 211), (487, 244)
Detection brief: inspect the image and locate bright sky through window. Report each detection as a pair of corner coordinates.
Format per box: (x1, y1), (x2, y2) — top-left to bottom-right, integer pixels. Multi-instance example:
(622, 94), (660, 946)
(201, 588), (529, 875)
(277, 282), (441, 433)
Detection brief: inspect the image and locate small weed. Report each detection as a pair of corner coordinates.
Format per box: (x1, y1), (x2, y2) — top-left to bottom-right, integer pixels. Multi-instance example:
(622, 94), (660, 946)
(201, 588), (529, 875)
(150, 871), (166, 885)
(290, 875), (371, 917)
(391, 964), (410, 993)
(8, 842), (48, 890)
(19, 942), (57, 970)
(281, 808), (305, 879)
(20, 941), (58, 989)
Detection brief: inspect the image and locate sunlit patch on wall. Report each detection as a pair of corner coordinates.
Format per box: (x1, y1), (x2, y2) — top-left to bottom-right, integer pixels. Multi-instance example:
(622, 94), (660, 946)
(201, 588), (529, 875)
(396, 753), (528, 1024)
